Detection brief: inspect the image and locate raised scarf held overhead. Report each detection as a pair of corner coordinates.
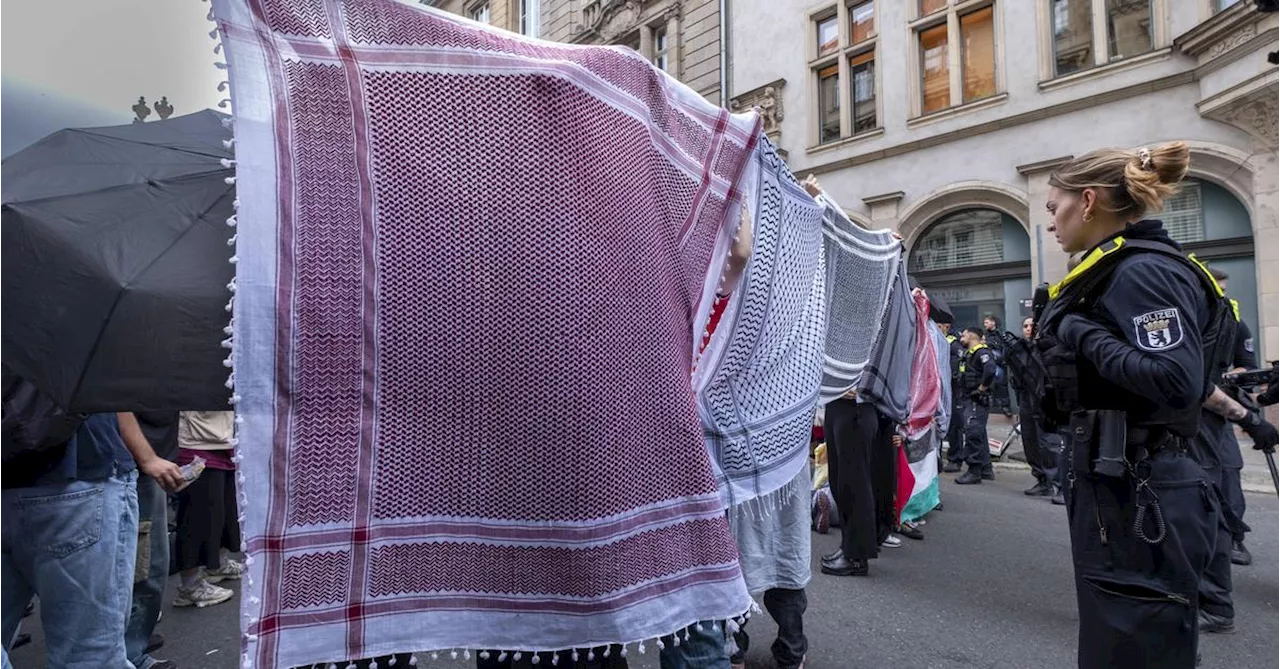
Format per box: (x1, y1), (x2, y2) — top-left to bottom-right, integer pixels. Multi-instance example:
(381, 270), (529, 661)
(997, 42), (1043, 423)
(815, 191), (914, 421)
(212, 0), (825, 666)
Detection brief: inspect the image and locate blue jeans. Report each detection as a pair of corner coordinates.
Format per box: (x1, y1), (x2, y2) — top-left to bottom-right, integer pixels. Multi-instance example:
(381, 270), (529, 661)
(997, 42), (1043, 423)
(1, 470), (139, 668)
(659, 620), (731, 669)
(126, 475), (170, 669)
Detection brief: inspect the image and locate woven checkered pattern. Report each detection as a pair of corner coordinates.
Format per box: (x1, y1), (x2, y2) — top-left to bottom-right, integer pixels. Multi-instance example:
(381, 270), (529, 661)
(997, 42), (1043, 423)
(814, 193), (903, 405)
(214, 0), (824, 666)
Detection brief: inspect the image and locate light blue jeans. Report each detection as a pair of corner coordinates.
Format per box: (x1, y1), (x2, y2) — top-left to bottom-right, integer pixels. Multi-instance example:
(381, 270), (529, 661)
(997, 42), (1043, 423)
(126, 474), (170, 669)
(659, 620), (732, 669)
(1, 470), (139, 668)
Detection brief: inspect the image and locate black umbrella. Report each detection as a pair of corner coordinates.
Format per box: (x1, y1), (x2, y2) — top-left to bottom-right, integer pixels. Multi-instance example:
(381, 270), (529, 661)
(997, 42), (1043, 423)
(2, 110), (235, 412)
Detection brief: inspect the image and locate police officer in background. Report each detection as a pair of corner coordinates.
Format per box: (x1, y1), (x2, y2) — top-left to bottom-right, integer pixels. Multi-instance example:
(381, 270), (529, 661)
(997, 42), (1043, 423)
(940, 320), (967, 473)
(1036, 141), (1279, 668)
(1012, 317), (1060, 498)
(955, 326), (997, 485)
(1209, 268), (1258, 567)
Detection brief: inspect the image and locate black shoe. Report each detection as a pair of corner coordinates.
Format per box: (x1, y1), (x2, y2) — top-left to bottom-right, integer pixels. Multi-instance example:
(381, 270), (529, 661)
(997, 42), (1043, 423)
(821, 548), (843, 563)
(1024, 481), (1054, 496)
(820, 556), (868, 576)
(1051, 492), (1066, 506)
(956, 470), (983, 485)
(942, 461), (962, 473)
(147, 633), (165, 654)
(1199, 611), (1235, 634)
(981, 468), (995, 481)
(12, 633), (31, 649)
(898, 524), (924, 541)
(1231, 540), (1252, 566)
(933, 501), (944, 511)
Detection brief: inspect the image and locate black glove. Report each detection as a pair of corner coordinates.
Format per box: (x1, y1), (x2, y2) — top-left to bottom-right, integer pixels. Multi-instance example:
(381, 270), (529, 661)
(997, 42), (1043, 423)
(969, 389), (990, 406)
(1260, 384), (1278, 407)
(1235, 411), (1279, 451)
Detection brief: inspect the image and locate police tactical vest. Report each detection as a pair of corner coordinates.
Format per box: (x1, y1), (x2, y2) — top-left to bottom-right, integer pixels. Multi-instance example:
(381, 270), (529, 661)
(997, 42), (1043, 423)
(1039, 236), (1237, 436)
(959, 343), (988, 390)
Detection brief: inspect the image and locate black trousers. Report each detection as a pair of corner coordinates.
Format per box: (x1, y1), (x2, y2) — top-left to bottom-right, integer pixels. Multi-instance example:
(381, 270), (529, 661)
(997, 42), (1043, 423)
(1065, 447), (1216, 669)
(729, 588), (807, 669)
(961, 398), (991, 472)
(1221, 466), (1249, 542)
(174, 466), (241, 572)
(1016, 395), (1059, 485)
(945, 392), (964, 462)
(825, 399), (883, 561)
(1198, 466), (1236, 619)
(871, 423), (898, 545)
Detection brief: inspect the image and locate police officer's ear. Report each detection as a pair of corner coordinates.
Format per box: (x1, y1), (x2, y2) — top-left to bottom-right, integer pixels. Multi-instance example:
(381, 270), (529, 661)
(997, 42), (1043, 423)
(1080, 188), (1099, 221)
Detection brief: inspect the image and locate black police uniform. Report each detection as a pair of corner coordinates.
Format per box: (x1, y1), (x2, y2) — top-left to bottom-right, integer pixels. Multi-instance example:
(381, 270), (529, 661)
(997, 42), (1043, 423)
(944, 335), (966, 467)
(1037, 221), (1221, 669)
(1008, 335), (1060, 494)
(1219, 314), (1256, 541)
(957, 343), (997, 481)
(1192, 306), (1255, 627)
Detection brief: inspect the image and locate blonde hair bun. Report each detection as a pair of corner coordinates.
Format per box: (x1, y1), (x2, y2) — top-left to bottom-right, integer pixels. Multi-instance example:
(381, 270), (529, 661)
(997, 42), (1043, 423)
(1123, 141), (1189, 214)
(1048, 141), (1190, 218)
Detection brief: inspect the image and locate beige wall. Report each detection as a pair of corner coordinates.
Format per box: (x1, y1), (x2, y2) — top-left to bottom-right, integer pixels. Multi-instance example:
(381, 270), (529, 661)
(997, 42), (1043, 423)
(426, 0), (724, 105)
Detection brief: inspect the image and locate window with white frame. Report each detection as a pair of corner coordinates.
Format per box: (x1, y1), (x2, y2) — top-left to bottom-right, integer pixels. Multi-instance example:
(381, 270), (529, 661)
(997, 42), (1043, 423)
(810, 1), (879, 145)
(470, 3), (491, 23)
(911, 0), (998, 116)
(520, 0), (540, 37)
(653, 26), (670, 71)
(1049, 0), (1156, 78)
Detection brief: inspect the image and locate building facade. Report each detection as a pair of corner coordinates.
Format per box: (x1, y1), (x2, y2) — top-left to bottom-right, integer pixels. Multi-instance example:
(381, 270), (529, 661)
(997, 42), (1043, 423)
(426, 0), (728, 104)
(731, 0), (1278, 360)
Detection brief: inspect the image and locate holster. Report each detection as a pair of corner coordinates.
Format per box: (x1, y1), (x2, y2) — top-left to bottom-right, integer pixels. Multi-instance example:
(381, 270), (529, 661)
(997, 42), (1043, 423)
(1069, 410), (1129, 478)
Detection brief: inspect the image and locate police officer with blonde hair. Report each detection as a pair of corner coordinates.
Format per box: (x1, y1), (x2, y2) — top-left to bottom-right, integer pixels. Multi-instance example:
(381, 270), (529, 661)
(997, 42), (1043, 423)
(1035, 141), (1277, 668)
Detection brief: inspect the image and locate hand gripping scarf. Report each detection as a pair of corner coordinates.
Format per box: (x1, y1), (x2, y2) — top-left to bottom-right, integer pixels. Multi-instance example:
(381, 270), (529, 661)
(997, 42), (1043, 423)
(813, 193), (903, 407)
(210, 0), (825, 666)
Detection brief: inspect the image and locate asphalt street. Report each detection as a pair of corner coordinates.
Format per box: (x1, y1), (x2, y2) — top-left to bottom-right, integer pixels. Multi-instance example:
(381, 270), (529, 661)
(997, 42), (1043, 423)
(10, 466), (1277, 669)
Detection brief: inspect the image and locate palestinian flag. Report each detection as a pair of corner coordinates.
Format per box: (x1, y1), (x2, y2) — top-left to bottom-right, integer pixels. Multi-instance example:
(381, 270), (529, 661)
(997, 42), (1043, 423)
(895, 290), (943, 524)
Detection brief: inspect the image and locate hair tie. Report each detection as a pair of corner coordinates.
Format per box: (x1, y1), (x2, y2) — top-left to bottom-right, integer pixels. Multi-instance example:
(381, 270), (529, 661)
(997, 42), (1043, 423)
(1137, 147), (1152, 170)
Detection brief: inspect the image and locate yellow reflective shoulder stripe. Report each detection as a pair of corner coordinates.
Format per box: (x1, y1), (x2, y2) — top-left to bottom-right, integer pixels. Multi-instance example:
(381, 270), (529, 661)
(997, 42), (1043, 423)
(1230, 298), (1241, 322)
(1186, 253), (1226, 299)
(946, 335), (957, 343)
(1048, 237), (1127, 300)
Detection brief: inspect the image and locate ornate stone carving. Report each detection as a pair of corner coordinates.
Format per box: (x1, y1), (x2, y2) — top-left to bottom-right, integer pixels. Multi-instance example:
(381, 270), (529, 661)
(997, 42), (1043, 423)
(154, 96), (174, 120)
(1207, 22), (1257, 59)
(1234, 97), (1279, 147)
(576, 0), (648, 43)
(131, 96), (151, 124)
(1204, 84), (1279, 148)
(730, 79), (786, 140)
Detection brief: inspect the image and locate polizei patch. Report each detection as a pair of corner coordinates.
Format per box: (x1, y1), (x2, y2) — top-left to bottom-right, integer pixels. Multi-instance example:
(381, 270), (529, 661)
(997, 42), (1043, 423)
(1133, 308), (1183, 352)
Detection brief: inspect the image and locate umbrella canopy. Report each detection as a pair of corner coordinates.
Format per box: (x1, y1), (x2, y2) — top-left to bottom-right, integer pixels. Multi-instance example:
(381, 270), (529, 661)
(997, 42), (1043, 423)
(2, 110), (235, 412)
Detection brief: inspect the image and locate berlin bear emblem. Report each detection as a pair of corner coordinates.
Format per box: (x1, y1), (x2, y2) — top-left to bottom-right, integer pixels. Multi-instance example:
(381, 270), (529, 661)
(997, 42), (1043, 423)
(1133, 308), (1183, 352)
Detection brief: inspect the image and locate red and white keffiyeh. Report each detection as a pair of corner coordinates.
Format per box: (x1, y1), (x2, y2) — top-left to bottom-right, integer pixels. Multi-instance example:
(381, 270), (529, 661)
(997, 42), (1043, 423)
(212, 0), (825, 666)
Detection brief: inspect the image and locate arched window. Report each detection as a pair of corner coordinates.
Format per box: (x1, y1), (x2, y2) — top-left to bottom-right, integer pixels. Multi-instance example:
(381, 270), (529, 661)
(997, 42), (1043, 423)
(1171, 178), (1258, 355)
(907, 207), (1031, 333)
(908, 209), (1005, 273)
